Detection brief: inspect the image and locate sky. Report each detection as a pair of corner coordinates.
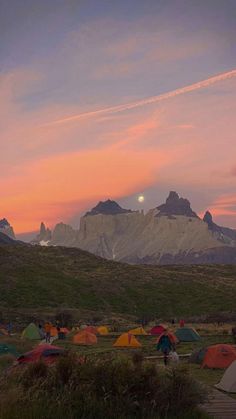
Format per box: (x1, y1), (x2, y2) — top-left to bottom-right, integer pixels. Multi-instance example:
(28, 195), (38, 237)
(1, 0), (236, 237)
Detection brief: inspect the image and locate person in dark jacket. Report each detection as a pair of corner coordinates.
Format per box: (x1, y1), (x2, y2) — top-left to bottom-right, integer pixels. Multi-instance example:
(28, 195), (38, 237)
(156, 330), (175, 365)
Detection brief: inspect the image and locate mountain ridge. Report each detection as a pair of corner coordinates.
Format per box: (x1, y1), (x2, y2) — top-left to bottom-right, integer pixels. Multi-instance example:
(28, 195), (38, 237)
(31, 191), (236, 265)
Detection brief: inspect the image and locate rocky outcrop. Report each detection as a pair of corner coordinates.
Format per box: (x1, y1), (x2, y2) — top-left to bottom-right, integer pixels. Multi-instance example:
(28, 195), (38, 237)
(50, 223), (78, 247)
(85, 200), (134, 216)
(0, 232), (23, 245)
(32, 222), (51, 245)
(31, 192), (236, 265)
(156, 191), (198, 218)
(0, 218), (15, 239)
(203, 211), (236, 245)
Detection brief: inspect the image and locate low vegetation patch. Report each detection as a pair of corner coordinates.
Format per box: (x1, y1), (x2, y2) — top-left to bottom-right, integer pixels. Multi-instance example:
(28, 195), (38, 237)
(0, 353), (208, 419)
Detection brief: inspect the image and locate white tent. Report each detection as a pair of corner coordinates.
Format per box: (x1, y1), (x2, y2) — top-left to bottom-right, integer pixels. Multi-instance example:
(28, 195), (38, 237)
(215, 360), (236, 393)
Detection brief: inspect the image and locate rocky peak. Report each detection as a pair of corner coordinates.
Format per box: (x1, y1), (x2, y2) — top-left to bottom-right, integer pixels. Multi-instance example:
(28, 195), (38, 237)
(0, 218), (10, 228)
(203, 210), (236, 242)
(157, 191), (198, 218)
(203, 211), (214, 226)
(0, 218), (15, 239)
(85, 199), (133, 216)
(33, 222), (52, 243)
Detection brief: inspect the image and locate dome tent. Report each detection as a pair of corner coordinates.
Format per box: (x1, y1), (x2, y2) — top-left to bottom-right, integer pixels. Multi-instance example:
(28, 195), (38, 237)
(202, 344), (236, 369)
(22, 323), (41, 340)
(175, 327), (200, 342)
(97, 326), (109, 335)
(113, 333), (141, 348)
(128, 327), (147, 336)
(73, 331), (97, 345)
(215, 361), (236, 392)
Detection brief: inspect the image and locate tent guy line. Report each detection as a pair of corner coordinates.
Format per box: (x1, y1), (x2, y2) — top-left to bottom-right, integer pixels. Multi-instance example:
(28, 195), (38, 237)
(45, 68), (236, 126)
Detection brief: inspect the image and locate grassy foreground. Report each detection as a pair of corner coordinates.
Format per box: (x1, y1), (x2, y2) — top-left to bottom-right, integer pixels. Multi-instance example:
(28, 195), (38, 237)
(0, 244), (236, 320)
(0, 324), (234, 419)
(0, 353), (209, 419)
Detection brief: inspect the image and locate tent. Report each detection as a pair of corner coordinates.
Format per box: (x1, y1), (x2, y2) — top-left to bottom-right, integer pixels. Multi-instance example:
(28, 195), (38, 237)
(157, 332), (178, 344)
(215, 361), (236, 393)
(73, 331), (97, 345)
(22, 323), (41, 340)
(189, 348), (207, 365)
(149, 325), (166, 336)
(202, 344), (236, 369)
(18, 344), (64, 364)
(113, 333), (141, 348)
(84, 326), (98, 335)
(50, 327), (58, 337)
(97, 326), (109, 335)
(175, 327), (200, 342)
(0, 343), (19, 357)
(128, 327), (147, 335)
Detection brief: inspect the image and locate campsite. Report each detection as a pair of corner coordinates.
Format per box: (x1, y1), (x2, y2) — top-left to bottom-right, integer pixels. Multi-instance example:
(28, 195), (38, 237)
(0, 320), (236, 418)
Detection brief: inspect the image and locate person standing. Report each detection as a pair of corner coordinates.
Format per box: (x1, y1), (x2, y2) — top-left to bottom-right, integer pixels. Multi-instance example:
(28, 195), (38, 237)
(44, 321), (52, 343)
(157, 330), (175, 365)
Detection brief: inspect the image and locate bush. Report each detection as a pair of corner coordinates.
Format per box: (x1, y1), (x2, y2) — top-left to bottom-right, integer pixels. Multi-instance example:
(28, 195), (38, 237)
(0, 354), (207, 419)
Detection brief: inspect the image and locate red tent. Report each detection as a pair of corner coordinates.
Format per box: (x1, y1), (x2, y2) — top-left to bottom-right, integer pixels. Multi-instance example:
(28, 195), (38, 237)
(149, 325), (166, 336)
(202, 344), (236, 369)
(84, 326), (98, 335)
(17, 344), (64, 364)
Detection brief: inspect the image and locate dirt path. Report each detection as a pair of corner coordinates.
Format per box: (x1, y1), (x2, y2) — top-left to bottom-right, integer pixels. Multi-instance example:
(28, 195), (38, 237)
(202, 388), (236, 419)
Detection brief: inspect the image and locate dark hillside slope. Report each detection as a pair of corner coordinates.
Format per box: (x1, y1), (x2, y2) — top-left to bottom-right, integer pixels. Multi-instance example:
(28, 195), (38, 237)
(0, 245), (236, 318)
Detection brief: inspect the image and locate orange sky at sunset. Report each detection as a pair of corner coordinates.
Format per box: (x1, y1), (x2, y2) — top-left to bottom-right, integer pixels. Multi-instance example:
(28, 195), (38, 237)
(1, 1), (236, 235)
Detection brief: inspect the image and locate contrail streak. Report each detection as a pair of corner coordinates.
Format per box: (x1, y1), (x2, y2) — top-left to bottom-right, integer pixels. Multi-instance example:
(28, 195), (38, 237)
(49, 69), (236, 126)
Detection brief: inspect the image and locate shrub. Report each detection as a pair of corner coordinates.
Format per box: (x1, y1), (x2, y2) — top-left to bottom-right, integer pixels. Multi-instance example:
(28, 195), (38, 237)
(0, 354), (207, 419)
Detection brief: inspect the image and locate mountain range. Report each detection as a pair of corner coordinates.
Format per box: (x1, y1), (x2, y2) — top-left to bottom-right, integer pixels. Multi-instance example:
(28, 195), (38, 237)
(30, 191), (236, 265)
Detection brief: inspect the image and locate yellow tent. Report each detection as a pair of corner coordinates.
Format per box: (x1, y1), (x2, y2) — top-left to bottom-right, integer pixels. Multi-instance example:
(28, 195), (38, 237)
(128, 327), (147, 335)
(113, 333), (141, 348)
(97, 326), (109, 335)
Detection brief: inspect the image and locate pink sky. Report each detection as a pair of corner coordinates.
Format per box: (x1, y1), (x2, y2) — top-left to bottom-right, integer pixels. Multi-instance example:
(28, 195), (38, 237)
(1, 2), (236, 235)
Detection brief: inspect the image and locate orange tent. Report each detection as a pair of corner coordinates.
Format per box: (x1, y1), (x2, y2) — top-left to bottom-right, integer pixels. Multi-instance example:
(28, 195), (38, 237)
(113, 333), (141, 348)
(50, 327), (58, 337)
(128, 327), (147, 335)
(84, 326), (98, 335)
(157, 332), (178, 344)
(97, 326), (109, 335)
(73, 331), (97, 345)
(202, 344), (236, 369)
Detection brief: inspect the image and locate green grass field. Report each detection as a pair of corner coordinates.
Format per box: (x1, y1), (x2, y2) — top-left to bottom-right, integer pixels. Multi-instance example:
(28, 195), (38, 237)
(0, 324), (234, 385)
(0, 325), (235, 419)
(1, 245), (236, 323)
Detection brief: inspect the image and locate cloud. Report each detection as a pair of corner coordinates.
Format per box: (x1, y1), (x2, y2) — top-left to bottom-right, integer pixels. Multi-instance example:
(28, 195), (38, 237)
(48, 68), (236, 126)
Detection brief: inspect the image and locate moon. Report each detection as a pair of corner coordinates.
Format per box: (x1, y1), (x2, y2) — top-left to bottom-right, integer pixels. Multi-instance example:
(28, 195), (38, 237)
(138, 195), (145, 203)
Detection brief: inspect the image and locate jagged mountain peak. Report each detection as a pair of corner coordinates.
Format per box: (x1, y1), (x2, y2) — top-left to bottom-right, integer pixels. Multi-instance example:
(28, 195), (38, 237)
(0, 218), (10, 228)
(0, 218), (15, 239)
(32, 222), (51, 244)
(203, 211), (213, 225)
(85, 199), (133, 216)
(157, 191), (198, 218)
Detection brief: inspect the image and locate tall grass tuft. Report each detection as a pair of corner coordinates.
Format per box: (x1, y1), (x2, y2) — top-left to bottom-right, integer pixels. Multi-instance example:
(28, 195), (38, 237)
(0, 353), (208, 419)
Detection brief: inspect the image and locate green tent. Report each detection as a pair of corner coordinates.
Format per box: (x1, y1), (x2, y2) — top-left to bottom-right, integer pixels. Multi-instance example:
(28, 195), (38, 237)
(0, 343), (19, 357)
(175, 327), (200, 342)
(22, 323), (41, 340)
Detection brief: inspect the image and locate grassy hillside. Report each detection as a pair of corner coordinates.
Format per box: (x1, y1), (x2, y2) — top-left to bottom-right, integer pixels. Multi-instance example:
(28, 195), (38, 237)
(0, 244), (236, 319)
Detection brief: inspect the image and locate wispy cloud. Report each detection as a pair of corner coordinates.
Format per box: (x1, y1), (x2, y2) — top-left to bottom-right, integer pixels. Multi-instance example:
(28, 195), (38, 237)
(48, 69), (236, 126)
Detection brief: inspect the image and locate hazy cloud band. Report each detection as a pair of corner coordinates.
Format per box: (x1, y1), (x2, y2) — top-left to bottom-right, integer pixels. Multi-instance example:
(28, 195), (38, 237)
(49, 69), (236, 126)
